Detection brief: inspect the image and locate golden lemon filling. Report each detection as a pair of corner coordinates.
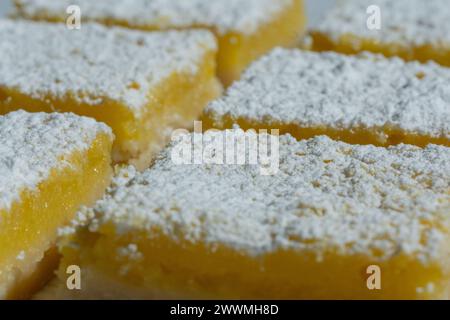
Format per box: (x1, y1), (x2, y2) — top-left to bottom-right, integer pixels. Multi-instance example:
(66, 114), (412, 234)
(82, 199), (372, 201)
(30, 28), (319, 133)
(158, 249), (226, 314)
(0, 111), (113, 299)
(309, 32), (450, 68)
(54, 231), (450, 300)
(203, 49), (450, 148)
(212, 0), (306, 86)
(13, 0), (307, 86)
(0, 20), (221, 169)
(202, 116), (450, 149)
(308, 0), (450, 68)
(5, 0), (450, 301)
(37, 133), (450, 299)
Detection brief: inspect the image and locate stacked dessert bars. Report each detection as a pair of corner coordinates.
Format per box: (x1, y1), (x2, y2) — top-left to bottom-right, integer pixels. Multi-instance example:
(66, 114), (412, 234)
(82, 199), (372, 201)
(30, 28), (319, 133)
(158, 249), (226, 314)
(0, 0), (449, 300)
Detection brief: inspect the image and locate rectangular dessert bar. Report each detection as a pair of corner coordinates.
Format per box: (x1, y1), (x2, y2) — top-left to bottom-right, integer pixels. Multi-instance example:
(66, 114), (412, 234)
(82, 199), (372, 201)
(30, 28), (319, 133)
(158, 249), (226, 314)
(309, 0), (450, 68)
(40, 132), (450, 299)
(0, 111), (113, 299)
(203, 49), (450, 148)
(0, 19), (221, 170)
(12, 0), (307, 85)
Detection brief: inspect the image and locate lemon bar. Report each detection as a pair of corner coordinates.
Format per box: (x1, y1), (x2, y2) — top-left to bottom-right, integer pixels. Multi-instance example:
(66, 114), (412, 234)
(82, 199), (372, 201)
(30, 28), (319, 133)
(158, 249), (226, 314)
(204, 49), (450, 148)
(12, 0), (306, 86)
(0, 20), (221, 170)
(309, 0), (450, 67)
(0, 110), (113, 299)
(43, 132), (450, 300)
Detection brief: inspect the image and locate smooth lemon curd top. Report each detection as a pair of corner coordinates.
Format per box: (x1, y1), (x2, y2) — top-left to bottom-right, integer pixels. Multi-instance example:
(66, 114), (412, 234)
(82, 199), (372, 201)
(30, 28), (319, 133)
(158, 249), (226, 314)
(0, 51), (221, 169)
(0, 133), (113, 299)
(57, 225), (450, 300)
(201, 115), (450, 148)
(309, 32), (450, 68)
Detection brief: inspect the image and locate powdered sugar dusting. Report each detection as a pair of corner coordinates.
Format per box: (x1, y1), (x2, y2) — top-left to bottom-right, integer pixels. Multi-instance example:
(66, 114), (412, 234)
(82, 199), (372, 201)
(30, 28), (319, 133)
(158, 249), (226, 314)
(74, 134), (450, 263)
(14, 0), (293, 35)
(206, 49), (450, 140)
(315, 0), (450, 47)
(0, 19), (216, 114)
(0, 110), (112, 211)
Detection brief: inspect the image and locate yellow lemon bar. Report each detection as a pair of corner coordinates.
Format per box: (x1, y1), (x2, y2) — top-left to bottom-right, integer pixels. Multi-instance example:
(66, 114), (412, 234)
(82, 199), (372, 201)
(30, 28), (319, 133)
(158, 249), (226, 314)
(0, 110), (113, 299)
(40, 132), (450, 299)
(0, 20), (221, 170)
(203, 49), (450, 148)
(12, 0), (306, 86)
(309, 0), (450, 67)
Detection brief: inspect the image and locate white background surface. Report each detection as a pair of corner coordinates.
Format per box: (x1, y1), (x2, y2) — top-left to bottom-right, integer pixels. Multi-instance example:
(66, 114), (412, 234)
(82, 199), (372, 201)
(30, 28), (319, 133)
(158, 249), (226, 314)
(0, 0), (12, 15)
(0, 0), (336, 26)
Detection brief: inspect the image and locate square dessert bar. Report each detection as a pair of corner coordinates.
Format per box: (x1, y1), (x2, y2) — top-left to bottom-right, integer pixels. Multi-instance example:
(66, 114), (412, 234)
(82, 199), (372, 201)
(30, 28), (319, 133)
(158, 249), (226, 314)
(0, 19), (221, 170)
(0, 111), (113, 299)
(309, 0), (450, 68)
(43, 132), (450, 299)
(13, 0), (306, 85)
(204, 49), (450, 148)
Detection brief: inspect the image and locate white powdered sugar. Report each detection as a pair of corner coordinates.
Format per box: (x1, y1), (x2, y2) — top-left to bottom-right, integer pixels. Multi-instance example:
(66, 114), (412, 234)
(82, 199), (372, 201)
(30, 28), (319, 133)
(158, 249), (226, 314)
(13, 0), (293, 35)
(315, 0), (450, 47)
(74, 133), (450, 263)
(206, 49), (450, 140)
(0, 110), (112, 211)
(0, 19), (216, 114)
